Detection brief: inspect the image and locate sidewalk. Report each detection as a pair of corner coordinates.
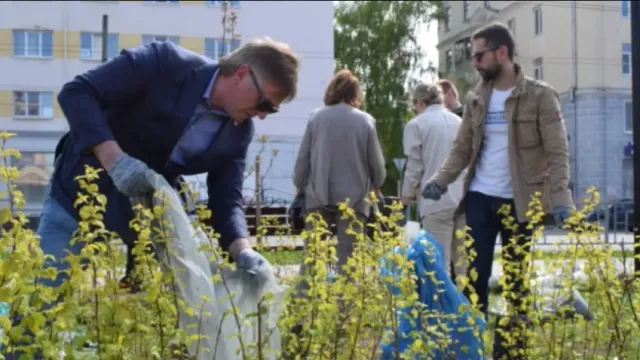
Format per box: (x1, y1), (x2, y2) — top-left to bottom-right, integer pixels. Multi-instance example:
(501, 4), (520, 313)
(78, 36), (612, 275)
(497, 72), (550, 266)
(271, 258), (635, 280)
(250, 231), (635, 251)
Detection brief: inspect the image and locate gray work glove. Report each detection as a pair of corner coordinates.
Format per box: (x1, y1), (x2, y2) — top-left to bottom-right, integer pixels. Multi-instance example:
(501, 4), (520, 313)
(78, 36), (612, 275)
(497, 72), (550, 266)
(107, 154), (155, 197)
(235, 248), (270, 276)
(552, 205), (573, 227)
(421, 182), (447, 201)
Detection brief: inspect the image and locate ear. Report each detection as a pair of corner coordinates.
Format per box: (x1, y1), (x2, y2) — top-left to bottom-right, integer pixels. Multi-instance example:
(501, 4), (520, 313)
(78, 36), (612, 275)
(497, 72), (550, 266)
(498, 45), (509, 60)
(234, 64), (250, 80)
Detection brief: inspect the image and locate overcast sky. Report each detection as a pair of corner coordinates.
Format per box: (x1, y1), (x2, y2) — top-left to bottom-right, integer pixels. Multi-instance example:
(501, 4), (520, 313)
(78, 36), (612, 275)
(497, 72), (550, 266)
(417, 19), (440, 81)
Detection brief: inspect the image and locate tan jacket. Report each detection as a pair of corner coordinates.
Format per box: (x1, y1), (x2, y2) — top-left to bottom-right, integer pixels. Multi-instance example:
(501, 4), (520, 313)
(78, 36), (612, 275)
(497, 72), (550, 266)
(402, 104), (465, 218)
(431, 64), (574, 223)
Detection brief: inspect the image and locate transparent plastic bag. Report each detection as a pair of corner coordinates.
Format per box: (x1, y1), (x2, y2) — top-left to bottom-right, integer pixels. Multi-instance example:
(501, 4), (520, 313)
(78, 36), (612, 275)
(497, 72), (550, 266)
(132, 172), (286, 360)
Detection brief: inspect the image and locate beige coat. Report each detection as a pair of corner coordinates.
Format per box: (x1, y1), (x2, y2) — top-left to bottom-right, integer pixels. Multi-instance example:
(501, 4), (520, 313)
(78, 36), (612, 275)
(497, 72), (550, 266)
(401, 104), (465, 218)
(431, 64), (574, 223)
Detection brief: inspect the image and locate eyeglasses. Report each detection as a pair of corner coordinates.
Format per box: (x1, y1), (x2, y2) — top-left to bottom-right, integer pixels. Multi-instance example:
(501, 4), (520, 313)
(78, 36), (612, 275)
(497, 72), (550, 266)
(472, 47), (497, 62)
(248, 67), (279, 114)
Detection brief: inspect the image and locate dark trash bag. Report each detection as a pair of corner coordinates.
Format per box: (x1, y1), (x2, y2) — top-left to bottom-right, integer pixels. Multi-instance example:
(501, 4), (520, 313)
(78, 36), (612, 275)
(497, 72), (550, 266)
(287, 193), (306, 232)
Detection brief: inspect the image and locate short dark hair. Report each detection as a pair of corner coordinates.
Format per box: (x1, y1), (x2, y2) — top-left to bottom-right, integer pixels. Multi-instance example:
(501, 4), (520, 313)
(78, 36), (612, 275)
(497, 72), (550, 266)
(472, 21), (515, 61)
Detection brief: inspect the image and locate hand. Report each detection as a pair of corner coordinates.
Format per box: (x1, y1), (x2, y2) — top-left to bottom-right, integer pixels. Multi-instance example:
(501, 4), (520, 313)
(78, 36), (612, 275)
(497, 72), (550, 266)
(107, 154), (155, 197)
(421, 182), (447, 200)
(552, 205), (573, 227)
(235, 247), (270, 276)
(400, 196), (412, 206)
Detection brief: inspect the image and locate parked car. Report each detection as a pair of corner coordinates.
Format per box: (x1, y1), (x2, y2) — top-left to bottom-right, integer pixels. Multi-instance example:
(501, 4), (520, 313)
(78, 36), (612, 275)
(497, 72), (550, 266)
(586, 199), (634, 231)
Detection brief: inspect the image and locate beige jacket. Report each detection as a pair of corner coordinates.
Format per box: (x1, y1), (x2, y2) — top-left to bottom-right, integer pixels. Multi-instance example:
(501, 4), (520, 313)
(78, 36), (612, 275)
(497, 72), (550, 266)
(402, 104), (465, 218)
(431, 64), (574, 223)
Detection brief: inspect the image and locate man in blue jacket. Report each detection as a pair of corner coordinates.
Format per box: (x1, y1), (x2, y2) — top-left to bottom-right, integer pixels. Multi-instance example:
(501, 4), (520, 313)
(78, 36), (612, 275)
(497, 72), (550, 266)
(40, 38), (300, 289)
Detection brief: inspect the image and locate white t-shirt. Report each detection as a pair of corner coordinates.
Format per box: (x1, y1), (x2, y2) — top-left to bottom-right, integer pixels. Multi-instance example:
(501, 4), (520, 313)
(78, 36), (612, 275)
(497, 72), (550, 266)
(469, 87), (515, 199)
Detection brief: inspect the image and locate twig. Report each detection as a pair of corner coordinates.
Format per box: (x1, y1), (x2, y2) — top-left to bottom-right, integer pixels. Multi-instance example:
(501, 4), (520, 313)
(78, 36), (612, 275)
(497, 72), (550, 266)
(194, 298), (208, 359)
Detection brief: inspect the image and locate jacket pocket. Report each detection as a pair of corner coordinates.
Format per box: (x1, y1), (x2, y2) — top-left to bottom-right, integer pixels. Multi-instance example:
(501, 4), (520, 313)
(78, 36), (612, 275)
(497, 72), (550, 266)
(514, 116), (540, 148)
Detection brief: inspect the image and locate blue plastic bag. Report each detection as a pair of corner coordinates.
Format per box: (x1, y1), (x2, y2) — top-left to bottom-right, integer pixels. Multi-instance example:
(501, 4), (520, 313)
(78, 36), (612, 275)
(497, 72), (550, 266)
(380, 230), (486, 359)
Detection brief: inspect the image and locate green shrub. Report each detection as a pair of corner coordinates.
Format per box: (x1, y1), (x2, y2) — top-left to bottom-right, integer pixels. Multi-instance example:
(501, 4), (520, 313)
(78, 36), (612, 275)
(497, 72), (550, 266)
(0, 131), (639, 359)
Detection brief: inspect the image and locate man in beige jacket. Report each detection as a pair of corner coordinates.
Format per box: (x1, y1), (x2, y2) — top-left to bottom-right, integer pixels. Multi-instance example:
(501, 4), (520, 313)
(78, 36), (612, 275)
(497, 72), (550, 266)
(421, 22), (574, 358)
(401, 83), (466, 279)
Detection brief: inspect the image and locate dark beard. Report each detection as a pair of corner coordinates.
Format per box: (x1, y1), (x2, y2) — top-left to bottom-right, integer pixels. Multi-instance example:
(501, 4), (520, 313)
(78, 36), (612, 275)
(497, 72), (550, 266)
(479, 63), (503, 82)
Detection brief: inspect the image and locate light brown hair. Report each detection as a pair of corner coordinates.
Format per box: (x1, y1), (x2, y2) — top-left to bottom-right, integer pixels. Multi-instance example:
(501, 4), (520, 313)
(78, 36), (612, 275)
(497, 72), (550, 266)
(412, 83), (443, 107)
(323, 69), (363, 108)
(218, 36), (300, 102)
(436, 79), (459, 100)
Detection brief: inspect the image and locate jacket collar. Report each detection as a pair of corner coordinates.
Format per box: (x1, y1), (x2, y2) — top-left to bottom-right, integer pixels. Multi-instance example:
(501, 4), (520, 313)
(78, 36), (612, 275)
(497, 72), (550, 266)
(424, 104), (445, 113)
(467, 63), (526, 105)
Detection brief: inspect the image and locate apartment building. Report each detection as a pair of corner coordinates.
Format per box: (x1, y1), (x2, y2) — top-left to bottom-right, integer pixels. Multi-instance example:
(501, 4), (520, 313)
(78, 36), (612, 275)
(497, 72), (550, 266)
(437, 0), (633, 204)
(0, 0), (334, 215)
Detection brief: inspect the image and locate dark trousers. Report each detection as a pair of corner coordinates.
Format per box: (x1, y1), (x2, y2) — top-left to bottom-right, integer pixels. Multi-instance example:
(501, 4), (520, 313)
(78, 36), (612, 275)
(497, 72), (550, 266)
(464, 191), (533, 317)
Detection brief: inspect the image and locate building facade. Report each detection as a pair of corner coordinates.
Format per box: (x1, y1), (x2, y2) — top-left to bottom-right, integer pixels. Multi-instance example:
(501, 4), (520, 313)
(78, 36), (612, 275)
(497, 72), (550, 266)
(437, 0), (633, 204)
(0, 0), (334, 214)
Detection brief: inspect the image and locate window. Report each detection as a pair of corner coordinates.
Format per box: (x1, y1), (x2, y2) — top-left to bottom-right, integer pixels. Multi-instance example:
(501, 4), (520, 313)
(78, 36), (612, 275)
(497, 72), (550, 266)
(533, 6), (543, 36)
(13, 91), (53, 118)
(445, 50), (453, 72)
(142, 35), (180, 45)
(444, 5), (451, 32)
(463, 0), (470, 21)
(465, 39), (472, 60)
(625, 100), (633, 133)
(205, 38), (241, 60)
(13, 152), (55, 206)
(533, 57), (543, 80)
(507, 18), (515, 36)
(623, 42), (632, 75)
(13, 30), (53, 58)
(622, 0), (630, 17)
(80, 32), (119, 60)
(206, 1), (240, 6)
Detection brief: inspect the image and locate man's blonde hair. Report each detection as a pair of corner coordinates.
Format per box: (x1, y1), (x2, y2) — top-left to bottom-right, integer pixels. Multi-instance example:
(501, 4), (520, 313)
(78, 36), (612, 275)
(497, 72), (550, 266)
(412, 83), (443, 107)
(324, 69), (363, 108)
(218, 37), (300, 102)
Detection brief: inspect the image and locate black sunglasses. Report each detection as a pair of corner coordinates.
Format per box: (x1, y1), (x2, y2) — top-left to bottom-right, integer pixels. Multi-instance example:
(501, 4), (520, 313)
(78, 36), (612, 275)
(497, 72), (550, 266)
(248, 68), (279, 114)
(472, 47), (498, 62)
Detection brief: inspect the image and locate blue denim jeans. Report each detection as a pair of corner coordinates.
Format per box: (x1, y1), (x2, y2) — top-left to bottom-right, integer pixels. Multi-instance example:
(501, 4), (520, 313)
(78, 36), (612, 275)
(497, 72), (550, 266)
(464, 191), (533, 317)
(37, 186), (83, 288)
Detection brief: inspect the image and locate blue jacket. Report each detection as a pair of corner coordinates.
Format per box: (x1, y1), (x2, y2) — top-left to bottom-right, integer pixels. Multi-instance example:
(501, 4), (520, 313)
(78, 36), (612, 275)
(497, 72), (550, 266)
(380, 230), (486, 359)
(52, 41), (254, 250)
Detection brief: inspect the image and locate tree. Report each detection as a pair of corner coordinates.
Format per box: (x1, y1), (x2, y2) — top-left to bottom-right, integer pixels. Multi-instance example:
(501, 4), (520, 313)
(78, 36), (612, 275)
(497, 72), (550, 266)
(334, 1), (443, 195)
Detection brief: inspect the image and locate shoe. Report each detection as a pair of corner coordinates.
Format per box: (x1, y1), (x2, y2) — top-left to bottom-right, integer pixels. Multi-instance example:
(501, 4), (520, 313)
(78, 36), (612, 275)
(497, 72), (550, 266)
(119, 275), (142, 294)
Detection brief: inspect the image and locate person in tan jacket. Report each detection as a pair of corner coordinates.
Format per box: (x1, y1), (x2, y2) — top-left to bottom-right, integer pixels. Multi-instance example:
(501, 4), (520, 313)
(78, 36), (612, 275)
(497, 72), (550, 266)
(400, 83), (466, 279)
(421, 22), (574, 358)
